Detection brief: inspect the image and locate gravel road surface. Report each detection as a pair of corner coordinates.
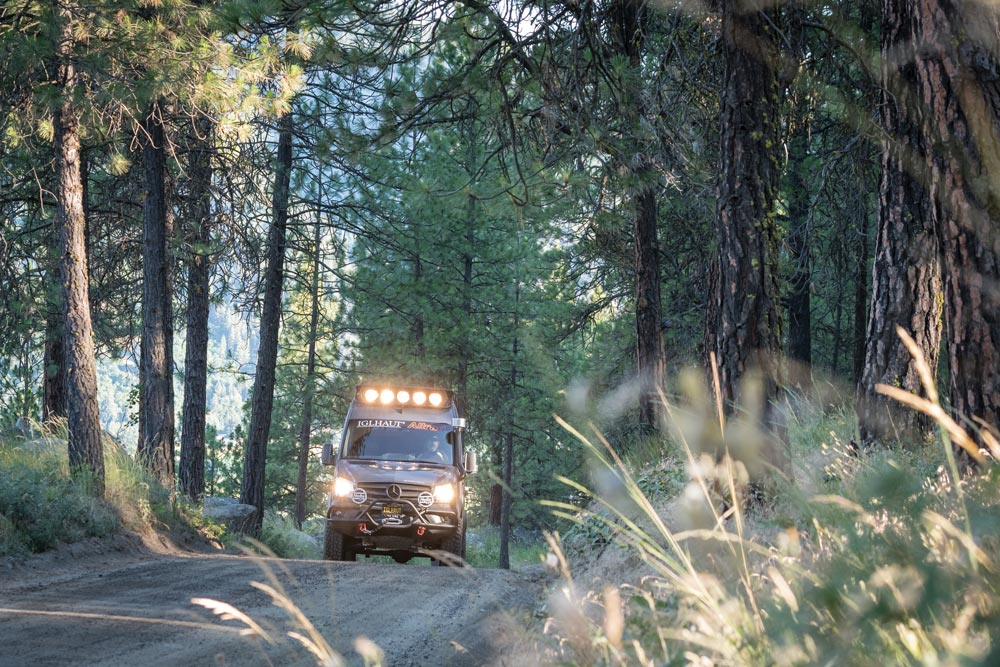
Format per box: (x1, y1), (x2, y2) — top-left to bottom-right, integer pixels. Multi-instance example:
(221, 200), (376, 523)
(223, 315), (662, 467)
(0, 551), (542, 667)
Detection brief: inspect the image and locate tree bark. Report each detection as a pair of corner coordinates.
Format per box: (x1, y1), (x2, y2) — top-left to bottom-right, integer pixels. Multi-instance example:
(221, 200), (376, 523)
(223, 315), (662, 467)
(609, 0), (665, 431)
(53, 0), (104, 495)
(138, 103), (176, 486)
(858, 0), (943, 446)
(785, 117), (812, 386)
(179, 118), (213, 502)
(488, 468), (503, 526)
(634, 181), (664, 428)
(498, 282), (519, 570)
(831, 285), (844, 375)
(852, 174), (870, 386)
(912, 0), (1000, 456)
(43, 277), (67, 423)
(710, 0), (789, 473)
(498, 426), (514, 570)
(294, 182), (323, 528)
(458, 111), (477, 405)
(240, 111), (293, 535)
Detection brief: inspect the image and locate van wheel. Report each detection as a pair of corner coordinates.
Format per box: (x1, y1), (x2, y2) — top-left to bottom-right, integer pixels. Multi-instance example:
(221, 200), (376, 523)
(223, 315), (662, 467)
(323, 524), (356, 562)
(433, 519), (466, 566)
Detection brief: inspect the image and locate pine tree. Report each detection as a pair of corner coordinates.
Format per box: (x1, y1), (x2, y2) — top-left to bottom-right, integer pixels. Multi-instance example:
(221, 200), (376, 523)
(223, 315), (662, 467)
(52, 0), (105, 494)
(709, 0), (790, 477)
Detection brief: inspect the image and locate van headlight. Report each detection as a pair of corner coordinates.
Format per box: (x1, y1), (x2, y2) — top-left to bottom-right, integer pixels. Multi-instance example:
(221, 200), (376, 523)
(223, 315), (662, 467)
(333, 477), (354, 497)
(433, 483), (456, 504)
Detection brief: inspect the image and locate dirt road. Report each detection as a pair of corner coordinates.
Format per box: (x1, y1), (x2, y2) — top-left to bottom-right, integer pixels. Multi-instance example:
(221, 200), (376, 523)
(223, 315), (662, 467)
(0, 551), (543, 667)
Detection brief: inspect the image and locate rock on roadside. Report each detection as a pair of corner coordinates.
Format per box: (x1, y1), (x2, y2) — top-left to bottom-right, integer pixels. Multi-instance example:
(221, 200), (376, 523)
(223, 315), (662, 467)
(202, 497), (257, 534)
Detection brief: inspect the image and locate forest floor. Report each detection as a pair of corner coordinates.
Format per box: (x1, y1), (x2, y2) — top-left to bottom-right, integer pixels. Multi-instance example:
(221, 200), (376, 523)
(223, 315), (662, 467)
(0, 532), (548, 667)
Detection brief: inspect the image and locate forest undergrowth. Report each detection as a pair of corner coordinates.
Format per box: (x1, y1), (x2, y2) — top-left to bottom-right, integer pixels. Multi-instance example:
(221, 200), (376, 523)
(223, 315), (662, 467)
(545, 362), (1000, 665)
(0, 419), (218, 559)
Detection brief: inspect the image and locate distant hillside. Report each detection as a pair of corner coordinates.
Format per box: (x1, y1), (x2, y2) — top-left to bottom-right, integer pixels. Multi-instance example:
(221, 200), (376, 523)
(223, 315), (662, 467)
(97, 304), (259, 449)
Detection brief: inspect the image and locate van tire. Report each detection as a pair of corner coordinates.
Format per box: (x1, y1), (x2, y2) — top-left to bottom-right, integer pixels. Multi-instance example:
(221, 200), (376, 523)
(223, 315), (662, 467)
(324, 524), (356, 562)
(433, 518), (466, 566)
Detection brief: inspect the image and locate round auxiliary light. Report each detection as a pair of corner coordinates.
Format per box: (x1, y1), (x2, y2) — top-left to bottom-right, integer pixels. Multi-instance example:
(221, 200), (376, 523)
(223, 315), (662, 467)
(417, 491), (434, 508)
(412, 391), (427, 406)
(396, 390), (410, 404)
(380, 388), (395, 405)
(351, 488), (368, 504)
(428, 392), (444, 407)
(363, 388), (379, 403)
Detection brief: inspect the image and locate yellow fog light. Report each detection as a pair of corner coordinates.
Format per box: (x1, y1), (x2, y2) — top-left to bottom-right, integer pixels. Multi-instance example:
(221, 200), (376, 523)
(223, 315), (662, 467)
(396, 390), (410, 403)
(433, 483), (456, 504)
(429, 392), (443, 407)
(380, 388), (394, 404)
(363, 388), (379, 403)
(333, 477), (354, 497)
(412, 391), (427, 405)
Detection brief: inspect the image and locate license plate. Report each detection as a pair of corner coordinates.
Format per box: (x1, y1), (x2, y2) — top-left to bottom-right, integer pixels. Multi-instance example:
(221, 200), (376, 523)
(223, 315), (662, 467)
(382, 504), (402, 518)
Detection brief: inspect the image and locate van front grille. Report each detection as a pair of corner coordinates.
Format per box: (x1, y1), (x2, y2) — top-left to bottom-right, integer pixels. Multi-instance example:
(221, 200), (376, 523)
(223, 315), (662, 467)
(358, 483), (430, 501)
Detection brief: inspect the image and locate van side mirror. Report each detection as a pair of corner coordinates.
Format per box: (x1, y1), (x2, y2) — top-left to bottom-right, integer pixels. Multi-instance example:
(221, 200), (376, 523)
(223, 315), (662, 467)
(321, 442), (337, 466)
(464, 451), (478, 475)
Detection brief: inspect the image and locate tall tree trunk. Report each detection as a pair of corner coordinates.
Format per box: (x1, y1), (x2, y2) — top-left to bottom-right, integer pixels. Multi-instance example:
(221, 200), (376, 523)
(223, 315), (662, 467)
(53, 0), (104, 495)
(831, 284), (844, 375)
(241, 111), (293, 535)
(785, 108), (812, 386)
(498, 282), (519, 571)
(458, 111), (477, 405)
(711, 0), (789, 474)
(488, 444), (502, 526)
(295, 183), (323, 528)
(634, 181), (664, 428)
(857, 0), (943, 446)
(912, 0), (1000, 457)
(852, 179), (870, 386)
(138, 103), (175, 486)
(179, 118), (213, 502)
(498, 425), (514, 570)
(43, 275), (67, 423)
(610, 0), (664, 431)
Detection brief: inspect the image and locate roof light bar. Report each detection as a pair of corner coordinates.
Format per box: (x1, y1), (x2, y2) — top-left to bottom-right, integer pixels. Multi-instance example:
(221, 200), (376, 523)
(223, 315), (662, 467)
(356, 385), (452, 408)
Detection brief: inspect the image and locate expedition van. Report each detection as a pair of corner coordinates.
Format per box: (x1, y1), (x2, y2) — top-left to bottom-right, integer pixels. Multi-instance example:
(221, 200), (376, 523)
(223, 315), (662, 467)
(321, 385), (476, 564)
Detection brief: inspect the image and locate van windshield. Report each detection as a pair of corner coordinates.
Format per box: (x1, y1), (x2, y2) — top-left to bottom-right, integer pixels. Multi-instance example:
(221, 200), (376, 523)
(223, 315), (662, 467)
(343, 420), (453, 465)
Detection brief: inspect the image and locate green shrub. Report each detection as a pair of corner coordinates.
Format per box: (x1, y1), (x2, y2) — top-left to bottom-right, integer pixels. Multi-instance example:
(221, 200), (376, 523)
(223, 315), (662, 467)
(0, 422), (215, 558)
(257, 512), (322, 560)
(0, 435), (119, 556)
(465, 525), (546, 569)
